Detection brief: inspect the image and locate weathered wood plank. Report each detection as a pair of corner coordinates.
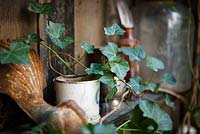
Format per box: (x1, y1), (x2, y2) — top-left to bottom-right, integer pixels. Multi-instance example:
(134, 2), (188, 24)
(0, 0), (37, 50)
(74, 0), (106, 74)
(39, 0), (74, 103)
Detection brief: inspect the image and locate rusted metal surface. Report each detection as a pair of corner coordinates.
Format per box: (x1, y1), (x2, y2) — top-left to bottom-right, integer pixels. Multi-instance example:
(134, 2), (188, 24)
(0, 41), (87, 134)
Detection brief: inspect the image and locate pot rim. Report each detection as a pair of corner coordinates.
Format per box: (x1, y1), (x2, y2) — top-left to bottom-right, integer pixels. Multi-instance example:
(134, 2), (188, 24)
(54, 75), (99, 84)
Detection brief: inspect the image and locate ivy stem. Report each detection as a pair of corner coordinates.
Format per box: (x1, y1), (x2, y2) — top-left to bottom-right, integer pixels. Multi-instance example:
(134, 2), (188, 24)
(116, 120), (131, 131)
(48, 54), (73, 76)
(117, 77), (137, 96)
(40, 43), (74, 73)
(99, 90), (129, 124)
(72, 52), (86, 67)
(57, 52), (87, 69)
(186, 0), (200, 91)
(158, 87), (186, 104)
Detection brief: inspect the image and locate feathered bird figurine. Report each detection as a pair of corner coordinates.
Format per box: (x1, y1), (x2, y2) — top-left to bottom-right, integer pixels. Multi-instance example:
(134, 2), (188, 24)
(0, 40), (87, 134)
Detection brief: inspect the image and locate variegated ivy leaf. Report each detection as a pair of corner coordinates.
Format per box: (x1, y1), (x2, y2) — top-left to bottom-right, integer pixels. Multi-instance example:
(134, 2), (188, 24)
(146, 56), (165, 72)
(46, 21), (74, 49)
(119, 45), (146, 62)
(28, 1), (54, 15)
(25, 33), (42, 43)
(99, 73), (116, 88)
(104, 23), (125, 36)
(81, 42), (94, 54)
(139, 100), (173, 131)
(85, 63), (104, 75)
(109, 60), (130, 79)
(165, 94), (175, 110)
(161, 72), (176, 85)
(105, 88), (117, 101)
(101, 42), (120, 62)
(82, 124), (116, 134)
(0, 40), (31, 65)
(145, 82), (159, 92)
(128, 76), (146, 94)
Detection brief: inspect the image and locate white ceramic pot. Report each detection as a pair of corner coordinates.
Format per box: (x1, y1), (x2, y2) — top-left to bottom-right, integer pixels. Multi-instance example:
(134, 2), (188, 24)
(54, 75), (100, 124)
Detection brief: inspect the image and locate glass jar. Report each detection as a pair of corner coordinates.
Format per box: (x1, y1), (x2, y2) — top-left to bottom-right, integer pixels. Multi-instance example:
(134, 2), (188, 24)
(133, 1), (195, 92)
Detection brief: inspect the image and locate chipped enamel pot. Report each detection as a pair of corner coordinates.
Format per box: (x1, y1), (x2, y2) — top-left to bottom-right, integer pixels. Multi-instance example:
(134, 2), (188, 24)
(55, 75), (100, 124)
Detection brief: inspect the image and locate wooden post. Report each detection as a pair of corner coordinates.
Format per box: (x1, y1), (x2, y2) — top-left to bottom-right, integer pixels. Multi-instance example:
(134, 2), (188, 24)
(74, 0), (106, 74)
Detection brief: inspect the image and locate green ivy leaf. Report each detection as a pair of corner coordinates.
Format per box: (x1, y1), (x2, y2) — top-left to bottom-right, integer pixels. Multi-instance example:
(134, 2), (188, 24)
(101, 42), (120, 62)
(128, 76), (146, 95)
(0, 41), (31, 65)
(119, 45), (146, 62)
(130, 105), (158, 132)
(49, 130), (62, 134)
(104, 23), (125, 36)
(105, 88), (117, 101)
(196, 57), (200, 66)
(82, 124), (93, 134)
(193, 111), (200, 127)
(139, 100), (173, 131)
(145, 82), (159, 92)
(85, 63), (104, 75)
(46, 21), (74, 49)
(81, 42), (94, 54)
(146, 56), (165, 72)
(165, 94), (175, 110)
(101, 62), (111, 71)
(32, 122), (47, 133)
(99, 73), (116, 88)
(26, 33), (42, 43)
(110, 60), (130, 79)
(28, 1), (54, 15)
(82, 124), (116, 134)
(161, 73), (176, 85)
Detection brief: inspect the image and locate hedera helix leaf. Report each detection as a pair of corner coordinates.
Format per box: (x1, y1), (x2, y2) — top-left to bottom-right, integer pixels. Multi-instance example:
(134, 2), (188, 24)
(109, 60), (130, 79)
(46, 21), (74, 49)
(105, 88), (117, 101)
(85, 63), (104, 75)
(104, 23), (125, 36)
(81, 42), (94, 54)
(99, 73), (116, 88)
(119, 45), (146, 62)
(193, 111), (200, 127)
(165, 94), (175, 110)
(26, 33), (42, 43)
(82, 124), (116, 134)
(28, 1), (54, 15)
(145, 82), (159, 92)
(139, 100), (173, 131)
(161, 72), (176, 85)
(101, 42), (120, 62)
(129, 105), (158, 132)
(146, 56), (165, 72)
(128, 76), (146, 95)
(0, 41), (31, 65)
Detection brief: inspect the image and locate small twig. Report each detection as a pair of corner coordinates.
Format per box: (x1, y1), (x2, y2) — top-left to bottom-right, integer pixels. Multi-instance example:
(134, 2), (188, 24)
(99, 90), (130, 124)
(158, 88), (186, 104)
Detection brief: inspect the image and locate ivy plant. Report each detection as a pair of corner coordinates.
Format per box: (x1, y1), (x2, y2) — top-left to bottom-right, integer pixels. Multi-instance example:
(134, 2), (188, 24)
(0, 1), (177, 134)
(81, 23), (176, 134)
